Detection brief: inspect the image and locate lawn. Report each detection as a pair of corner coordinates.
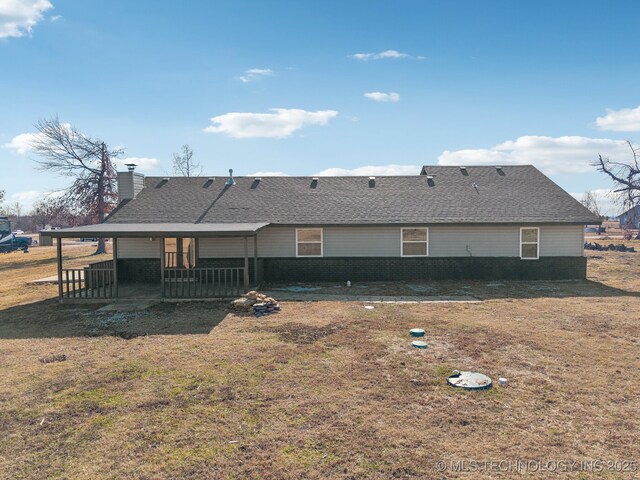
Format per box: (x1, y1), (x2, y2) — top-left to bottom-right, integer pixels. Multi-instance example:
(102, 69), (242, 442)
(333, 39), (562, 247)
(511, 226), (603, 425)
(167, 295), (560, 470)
(0, 243), (639, 479)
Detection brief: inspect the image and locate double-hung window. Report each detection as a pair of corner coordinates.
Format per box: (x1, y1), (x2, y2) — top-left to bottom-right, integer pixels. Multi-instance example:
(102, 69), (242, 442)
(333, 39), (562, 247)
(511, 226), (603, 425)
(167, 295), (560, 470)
(401, 228), (429, 257)
(296, 228), (323, 257)
(520, 227), (539, 259)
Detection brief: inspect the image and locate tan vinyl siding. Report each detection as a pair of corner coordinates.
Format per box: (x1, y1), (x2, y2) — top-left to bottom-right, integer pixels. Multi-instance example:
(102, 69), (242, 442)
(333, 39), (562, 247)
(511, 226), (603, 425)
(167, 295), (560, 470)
(117, 238), (160, 258)
(198, 227), (294, 258)
(199, 237), (256, 258)
(539, 225), (584, 256)
(430, 226), (520, 257)
(430, 225), (583, 257)
(324, 227), (400, 256)
(123, 224), (585, 259)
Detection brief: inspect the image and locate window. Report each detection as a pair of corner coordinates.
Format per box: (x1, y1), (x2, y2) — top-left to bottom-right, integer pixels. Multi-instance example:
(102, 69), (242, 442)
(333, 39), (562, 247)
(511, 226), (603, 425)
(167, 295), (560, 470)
(520, 227), (539, 260)
(296, 228), (323, 257)
(402, 228), (428, 257)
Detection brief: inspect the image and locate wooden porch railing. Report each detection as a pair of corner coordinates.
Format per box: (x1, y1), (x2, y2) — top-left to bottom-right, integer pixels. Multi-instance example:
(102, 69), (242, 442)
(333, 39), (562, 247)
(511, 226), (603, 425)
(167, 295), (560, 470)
(61, 267), (114, 299)
(163, 267), (245, 298)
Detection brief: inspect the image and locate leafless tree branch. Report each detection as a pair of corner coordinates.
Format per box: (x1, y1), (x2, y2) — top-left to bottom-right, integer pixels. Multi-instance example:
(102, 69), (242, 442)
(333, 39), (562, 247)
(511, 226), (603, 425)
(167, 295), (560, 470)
(172, 144), (202, 176)
(30, 117), (122, 254)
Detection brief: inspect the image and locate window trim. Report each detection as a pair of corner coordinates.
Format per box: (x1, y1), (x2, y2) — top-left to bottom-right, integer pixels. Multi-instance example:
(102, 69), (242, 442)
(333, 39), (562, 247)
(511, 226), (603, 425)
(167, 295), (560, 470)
(520, 227), (540, 260)
(296, 228), (323, 257)
(401, 227), (429, 257)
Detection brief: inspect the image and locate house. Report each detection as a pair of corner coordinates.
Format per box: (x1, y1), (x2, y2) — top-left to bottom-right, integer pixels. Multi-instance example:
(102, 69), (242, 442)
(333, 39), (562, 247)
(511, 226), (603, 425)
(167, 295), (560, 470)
(45, 165), (601, 300)
(616, 205), (640, 230)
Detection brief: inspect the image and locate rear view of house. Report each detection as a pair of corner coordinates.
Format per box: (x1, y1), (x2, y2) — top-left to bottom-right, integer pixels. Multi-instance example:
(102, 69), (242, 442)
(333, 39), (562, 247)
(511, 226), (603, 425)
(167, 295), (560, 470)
(46, 165), (601, 300)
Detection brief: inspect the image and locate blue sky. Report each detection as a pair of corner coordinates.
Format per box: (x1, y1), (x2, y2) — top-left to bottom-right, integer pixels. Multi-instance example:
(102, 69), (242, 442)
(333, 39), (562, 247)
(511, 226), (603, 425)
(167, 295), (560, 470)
(1, 0), (640, 214)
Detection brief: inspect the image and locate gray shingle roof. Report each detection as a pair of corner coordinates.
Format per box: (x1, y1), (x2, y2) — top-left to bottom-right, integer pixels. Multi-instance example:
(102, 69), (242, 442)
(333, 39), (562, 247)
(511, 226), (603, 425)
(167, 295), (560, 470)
(106, 165), (601, 225)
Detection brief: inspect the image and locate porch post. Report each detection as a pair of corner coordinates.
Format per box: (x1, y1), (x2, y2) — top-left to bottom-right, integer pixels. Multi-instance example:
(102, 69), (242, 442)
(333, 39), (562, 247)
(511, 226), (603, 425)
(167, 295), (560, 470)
(159, 237), (165, 298)
(56, 237), (63, 301)
(243, 236), (249, 292)
(112, 237), (119, 298)
(253, 234), (258, 286)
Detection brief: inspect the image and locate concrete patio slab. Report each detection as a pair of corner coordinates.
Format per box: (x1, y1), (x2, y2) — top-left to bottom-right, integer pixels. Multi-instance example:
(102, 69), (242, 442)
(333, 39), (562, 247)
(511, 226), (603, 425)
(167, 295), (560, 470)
(97, 300), (160, 312)
(262, 291), (482, 303)
(28, 274), (66, 285)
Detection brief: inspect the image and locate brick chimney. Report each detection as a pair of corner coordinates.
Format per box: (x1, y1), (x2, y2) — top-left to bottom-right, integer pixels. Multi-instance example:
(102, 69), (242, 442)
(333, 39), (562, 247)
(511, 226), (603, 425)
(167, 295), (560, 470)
(116, 163), (145, 203)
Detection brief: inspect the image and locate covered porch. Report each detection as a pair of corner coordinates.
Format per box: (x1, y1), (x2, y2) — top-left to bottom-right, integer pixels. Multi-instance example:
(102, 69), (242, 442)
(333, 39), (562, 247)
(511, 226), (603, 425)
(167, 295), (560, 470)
(44, 222), (270, 301)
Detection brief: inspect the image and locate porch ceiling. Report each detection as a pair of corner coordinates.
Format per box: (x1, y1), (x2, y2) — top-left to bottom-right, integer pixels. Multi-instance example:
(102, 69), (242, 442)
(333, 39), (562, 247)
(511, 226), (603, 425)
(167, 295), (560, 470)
(42, 222), (270, 238)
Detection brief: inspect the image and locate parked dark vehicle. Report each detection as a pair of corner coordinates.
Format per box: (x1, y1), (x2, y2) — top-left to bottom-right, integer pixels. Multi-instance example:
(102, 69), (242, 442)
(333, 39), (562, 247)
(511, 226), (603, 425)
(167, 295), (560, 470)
(0, 216), (33, 253)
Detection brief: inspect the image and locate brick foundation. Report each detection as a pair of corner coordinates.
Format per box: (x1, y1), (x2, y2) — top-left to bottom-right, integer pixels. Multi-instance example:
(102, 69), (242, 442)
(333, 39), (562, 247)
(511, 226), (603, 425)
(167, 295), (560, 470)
(261, 256), (587, 282)
(116, 256), (587, 284)
(117, 258), (161, 284)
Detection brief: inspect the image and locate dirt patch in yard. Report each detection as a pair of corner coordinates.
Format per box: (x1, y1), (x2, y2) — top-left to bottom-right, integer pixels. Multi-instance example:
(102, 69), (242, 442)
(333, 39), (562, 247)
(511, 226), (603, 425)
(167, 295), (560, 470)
(0, 242), (639, 478)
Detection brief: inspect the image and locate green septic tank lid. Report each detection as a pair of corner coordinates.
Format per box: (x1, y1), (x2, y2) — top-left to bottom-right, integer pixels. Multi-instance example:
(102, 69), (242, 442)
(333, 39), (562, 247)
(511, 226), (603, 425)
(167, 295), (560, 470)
(410, 328), (425, 337)
(411, 340), (428, 349)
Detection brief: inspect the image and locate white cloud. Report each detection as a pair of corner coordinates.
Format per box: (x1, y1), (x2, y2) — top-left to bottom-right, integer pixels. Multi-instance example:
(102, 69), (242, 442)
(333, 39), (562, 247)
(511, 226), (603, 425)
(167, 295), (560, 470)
(239, 68), (273, 83)
(50, 14), (61, 21)
(315, 164), (419, 176)
(3, 131), (40, 154)
(350, 49), (421, 61)
(204, 108), (338, 139)
(0, 0), (53, 38)
(10, 190), (42, 203)
(438, 135), (632, 175)
(114, 157), (159, 172)
(595, 105), (640, 132)
(4, 123), (75, 154)
(245, 171), (290, 177)
(364, 91), (400, 103)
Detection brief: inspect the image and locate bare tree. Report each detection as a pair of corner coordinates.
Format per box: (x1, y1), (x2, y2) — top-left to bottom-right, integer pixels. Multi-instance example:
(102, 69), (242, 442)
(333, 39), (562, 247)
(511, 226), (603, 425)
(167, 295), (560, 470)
(580, 191), (603, 218)
(7, 201), (23, 218)
(0, 190), (4, 204)
(31, 196), (74, 230)
(30, 117), (122, 254)
(596, 141), (640, 209)
(172, 144), (202, 176)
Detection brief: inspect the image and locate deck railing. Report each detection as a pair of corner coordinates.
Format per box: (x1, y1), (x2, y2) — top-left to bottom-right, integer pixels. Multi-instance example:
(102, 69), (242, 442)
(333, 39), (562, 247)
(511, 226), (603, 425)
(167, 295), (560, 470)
(61, 267), (114, 298)
(163, 267), (245, 298)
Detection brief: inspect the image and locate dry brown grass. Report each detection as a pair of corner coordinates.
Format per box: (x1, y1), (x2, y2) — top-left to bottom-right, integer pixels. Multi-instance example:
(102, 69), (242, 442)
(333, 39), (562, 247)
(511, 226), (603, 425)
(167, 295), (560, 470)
(0, 244), (639, 479)
(0, 243), (110, 310)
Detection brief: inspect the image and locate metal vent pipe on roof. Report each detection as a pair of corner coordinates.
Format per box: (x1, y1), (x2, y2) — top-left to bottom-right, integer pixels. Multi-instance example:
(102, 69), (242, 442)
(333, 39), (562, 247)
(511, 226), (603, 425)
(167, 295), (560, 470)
(226, 169), (236, 186)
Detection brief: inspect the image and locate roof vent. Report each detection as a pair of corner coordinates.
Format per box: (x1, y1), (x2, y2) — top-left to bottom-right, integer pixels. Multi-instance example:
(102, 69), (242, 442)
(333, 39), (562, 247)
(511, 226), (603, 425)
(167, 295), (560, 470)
(125, 163), (137, 172)
(369, 176), (375, 188)
(226, 168), (236, 186)
(426, 175), (435, 187)
(460, 166), (469, 176)
(426, 175), (434, 180)
(162, 177), (170, 182)
(310, 177), (319, 189)
(254, 177), (262, 182)
(472, 182), (480, 193)
(203, 177), (214, 188)
(495, 166), (505, 176)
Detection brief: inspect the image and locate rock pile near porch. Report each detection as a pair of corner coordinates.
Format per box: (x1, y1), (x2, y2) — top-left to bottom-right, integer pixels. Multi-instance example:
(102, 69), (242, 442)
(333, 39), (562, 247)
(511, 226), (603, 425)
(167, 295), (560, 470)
(229, 291), (281, 317)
